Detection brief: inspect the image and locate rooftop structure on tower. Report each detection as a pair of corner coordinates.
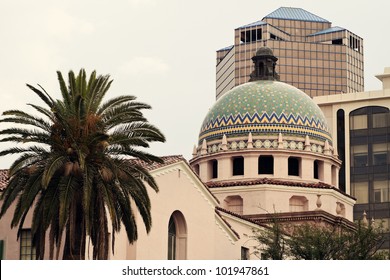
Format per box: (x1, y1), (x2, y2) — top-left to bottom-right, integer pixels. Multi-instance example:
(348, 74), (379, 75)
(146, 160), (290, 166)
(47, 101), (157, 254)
(216, 7), (364, 99)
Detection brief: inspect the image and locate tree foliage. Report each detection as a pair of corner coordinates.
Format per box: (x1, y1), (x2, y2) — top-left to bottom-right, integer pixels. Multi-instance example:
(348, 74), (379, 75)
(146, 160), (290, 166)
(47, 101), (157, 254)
(0, 69), (165, 259)
(254, 220), (388, 260)
(253, 218), (287, 260)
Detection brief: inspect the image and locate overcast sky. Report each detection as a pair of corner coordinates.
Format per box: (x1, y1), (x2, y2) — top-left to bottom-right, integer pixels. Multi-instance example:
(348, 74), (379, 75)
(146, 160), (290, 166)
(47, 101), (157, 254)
(0, 0), (389, 168)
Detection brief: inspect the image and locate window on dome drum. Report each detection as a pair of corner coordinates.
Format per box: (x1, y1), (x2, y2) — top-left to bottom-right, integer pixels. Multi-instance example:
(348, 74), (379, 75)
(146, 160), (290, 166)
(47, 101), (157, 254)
(20, 229), (36, 260)
(314, 160), (324, 180)
(288, 157), (300, 176)
(193, 164), (200, 176)
(314, 160), (319, 179)
(167, 211), (187, 260)
(258, 156), (274, 174)
(232, 156), (244, 176)
(212, 160), (218, 179)
(241, 247), (249, 260)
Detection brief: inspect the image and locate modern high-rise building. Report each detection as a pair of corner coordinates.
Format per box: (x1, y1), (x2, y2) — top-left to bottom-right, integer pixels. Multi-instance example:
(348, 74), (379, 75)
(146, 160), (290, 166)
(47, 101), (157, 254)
(216, 7), (364, 100)
(315, 68), (390, 252)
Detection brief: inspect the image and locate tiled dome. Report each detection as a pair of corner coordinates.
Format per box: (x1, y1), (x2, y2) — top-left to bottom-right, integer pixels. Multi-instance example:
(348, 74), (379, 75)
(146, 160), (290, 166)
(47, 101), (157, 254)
(199, 80), (332, 145)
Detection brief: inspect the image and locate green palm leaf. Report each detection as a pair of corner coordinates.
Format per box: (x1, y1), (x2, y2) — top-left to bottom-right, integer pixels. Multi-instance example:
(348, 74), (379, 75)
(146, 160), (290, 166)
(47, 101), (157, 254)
(0, 69), (165, 259)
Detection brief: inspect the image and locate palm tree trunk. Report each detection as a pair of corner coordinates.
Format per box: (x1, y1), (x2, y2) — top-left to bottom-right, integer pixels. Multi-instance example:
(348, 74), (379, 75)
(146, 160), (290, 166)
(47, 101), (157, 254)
(63, 196), (85, 260)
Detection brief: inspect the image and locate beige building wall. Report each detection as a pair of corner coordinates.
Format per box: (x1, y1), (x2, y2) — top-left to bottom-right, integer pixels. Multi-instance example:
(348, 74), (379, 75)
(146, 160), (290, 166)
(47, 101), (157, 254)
(0, 202), (24, 260)
(211, 184), (354, 221)
(109, 161), (247, 260)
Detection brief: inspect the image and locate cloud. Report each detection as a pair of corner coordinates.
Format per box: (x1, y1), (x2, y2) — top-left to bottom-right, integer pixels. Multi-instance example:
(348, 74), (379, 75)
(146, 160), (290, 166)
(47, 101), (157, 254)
(127, 0), (157, 7)
(120, 56), (170, 76)
(45, 8), (95, 40)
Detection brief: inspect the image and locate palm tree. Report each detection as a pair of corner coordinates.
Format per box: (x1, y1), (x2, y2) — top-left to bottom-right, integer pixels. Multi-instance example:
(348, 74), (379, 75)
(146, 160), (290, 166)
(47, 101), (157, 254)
(0, 69), (165, 259)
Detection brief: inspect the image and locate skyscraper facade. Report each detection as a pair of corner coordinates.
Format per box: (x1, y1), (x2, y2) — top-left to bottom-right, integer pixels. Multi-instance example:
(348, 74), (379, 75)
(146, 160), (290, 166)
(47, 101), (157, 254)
(315, 68), (390, 252)
(216, 7), (364, 100)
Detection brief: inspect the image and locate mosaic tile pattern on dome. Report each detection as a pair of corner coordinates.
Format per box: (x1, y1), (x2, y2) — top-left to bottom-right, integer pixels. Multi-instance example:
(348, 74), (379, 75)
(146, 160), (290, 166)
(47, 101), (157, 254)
(199, 81), (332, 144)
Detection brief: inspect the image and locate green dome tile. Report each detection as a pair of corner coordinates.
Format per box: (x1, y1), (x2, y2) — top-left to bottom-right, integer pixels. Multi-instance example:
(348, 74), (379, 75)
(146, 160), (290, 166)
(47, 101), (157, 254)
(199, 80), (332, 145)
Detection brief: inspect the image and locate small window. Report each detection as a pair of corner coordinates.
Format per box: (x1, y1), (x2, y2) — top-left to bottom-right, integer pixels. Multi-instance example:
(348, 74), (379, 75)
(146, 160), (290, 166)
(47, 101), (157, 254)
(332, 38), (343, 45)
(20, 229), (36, 260)
(372, 113), (388, 128)
(258, 156), (274, 174)
(256, 29), (262, 41)
(212, 160), (218, 179)
(352, 182), (368, 204)
(314, 160), (319, 179)
(373, 181), (389, 203)
(0, 240), (4, 260)
(193, 164), (200, 176)
(288, 157), (300, 176)
(373, 153), (387, 166)
(233, 157), (244, 176)
(241, 247), (249, 260)
(240, 28), (262, 43)
(314, 160), (324, 180)
(350, 115), (367, 130)
(354, 154), (368, 167)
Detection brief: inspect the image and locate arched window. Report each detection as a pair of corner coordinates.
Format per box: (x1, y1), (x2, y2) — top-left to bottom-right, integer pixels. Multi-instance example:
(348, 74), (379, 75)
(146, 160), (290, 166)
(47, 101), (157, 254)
(167, 211), (187, 260)
(168, 216), (176, 260)
(258, 156), (274, 174)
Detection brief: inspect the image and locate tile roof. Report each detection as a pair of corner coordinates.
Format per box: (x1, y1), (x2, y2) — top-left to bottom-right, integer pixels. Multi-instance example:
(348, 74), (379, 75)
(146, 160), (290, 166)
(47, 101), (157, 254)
(236, 20), (267, 30)
(0, 156), (185, 190)
(214, 208), (241, 239)
(263, 7), (330, 23)
(216, 206), (356, 230)
(0, 169), (9, 190)
(128, 155), (186, 171)
(308, 26), (346, 36)
(206, 178), (355, 200)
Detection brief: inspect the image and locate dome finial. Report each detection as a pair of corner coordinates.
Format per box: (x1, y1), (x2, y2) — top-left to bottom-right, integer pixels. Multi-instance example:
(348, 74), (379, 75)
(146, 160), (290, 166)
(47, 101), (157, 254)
(249, 46), (280, 82)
